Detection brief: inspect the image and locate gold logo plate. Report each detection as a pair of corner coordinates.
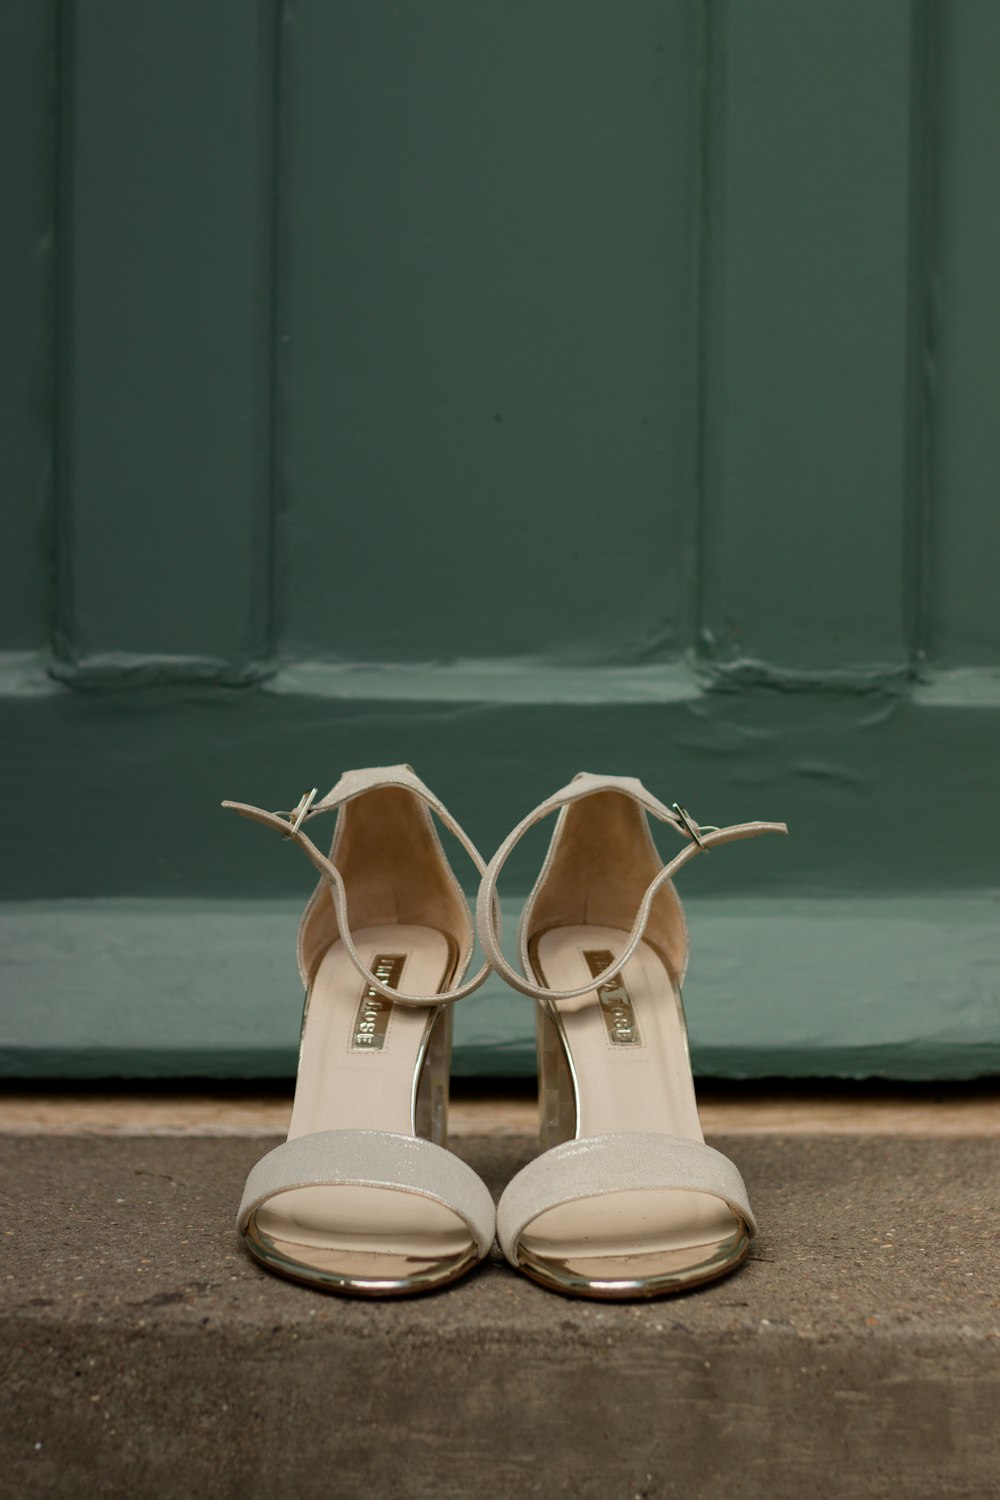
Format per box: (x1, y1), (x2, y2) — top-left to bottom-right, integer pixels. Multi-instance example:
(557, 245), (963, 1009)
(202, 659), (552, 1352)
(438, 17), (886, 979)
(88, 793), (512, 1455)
(351, 954), (405, 1052)
(583, 949), (643, 1047)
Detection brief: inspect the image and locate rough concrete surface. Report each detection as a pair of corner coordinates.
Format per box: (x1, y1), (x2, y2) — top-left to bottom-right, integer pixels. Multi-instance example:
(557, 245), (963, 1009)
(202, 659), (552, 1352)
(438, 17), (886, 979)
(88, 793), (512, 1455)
(3, 1133), (999, 1500)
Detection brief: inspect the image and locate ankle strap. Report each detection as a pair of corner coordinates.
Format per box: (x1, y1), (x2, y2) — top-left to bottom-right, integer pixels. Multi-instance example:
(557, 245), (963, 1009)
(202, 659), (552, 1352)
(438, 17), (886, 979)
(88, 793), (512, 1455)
(475, 772), (788, 1003)
(223, 765), (492, 1007)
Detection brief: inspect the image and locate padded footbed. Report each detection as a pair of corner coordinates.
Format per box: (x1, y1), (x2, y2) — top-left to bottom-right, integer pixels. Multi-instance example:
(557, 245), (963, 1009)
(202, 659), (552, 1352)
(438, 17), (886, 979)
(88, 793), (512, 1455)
(249, 926), (474, 1267)
(523, 925), (740, 1262)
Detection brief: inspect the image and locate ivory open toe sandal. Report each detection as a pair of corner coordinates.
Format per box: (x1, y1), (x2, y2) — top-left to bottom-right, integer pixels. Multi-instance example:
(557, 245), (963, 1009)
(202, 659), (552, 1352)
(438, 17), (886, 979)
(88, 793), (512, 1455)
(223, 765), (496, 1296)
(477, 773), (787, 1300)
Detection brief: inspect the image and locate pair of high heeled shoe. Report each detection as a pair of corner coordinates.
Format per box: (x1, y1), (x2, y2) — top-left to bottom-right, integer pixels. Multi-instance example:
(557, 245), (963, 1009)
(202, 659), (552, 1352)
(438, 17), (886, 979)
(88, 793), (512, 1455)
(225, 764), (786, 1300)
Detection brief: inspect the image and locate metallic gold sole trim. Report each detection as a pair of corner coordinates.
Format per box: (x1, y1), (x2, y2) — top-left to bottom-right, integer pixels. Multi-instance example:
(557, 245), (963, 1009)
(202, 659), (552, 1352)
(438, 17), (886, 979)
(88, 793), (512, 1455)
(244, 1219), (483, 1298)
(515, 1233), (751, 1302)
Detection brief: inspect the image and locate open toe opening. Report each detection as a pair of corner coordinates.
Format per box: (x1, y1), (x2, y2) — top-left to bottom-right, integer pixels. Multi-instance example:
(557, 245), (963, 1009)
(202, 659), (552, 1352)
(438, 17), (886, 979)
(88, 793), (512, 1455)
(516, 1187), (750, 1298)
(246, 1184), (480, 1295)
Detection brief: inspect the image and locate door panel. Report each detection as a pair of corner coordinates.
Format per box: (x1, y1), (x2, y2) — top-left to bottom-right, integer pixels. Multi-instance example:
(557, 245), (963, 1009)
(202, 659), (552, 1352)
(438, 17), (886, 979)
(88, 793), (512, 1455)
(1, 0), (998, 1078)
(279, 0), (702, 663)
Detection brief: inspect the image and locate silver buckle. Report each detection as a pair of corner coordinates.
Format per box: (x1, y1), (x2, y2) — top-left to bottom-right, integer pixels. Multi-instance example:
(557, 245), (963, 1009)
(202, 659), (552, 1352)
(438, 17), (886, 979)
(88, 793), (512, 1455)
(671, 802), (717, 850)
(281, 787), (318, 838)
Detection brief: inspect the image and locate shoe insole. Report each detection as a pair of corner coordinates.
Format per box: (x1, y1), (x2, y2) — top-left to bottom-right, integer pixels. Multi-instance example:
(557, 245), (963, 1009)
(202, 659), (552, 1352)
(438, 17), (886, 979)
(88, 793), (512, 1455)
(523, 926), (741, 1266)
(250, 926), (474, 1270)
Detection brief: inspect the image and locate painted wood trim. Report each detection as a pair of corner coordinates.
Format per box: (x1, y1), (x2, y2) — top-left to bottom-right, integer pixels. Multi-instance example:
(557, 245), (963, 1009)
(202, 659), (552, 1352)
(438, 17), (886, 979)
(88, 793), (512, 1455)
(1, 656), (999, 900)
(2, 893), (996, 1081)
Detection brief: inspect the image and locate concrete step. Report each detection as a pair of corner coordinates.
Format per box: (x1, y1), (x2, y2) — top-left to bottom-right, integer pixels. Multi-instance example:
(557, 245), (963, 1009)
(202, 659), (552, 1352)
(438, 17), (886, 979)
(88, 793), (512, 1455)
(5, 1130), (999, 1499)
(4, 1080), (1000, 1137)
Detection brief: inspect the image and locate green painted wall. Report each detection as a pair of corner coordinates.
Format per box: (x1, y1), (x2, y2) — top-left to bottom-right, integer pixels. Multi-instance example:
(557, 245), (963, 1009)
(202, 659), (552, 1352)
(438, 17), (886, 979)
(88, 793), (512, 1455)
(1, 0), (998, 1078)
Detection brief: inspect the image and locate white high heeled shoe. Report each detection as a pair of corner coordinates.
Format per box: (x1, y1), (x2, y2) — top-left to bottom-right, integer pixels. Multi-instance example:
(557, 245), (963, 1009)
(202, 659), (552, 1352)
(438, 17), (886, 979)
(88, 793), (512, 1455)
(477, 772), (787, 1299)
(224, 765), (496, 1296)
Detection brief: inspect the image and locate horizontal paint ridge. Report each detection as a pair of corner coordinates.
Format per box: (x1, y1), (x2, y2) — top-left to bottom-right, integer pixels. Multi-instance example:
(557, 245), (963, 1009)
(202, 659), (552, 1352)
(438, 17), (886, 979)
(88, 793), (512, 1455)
(8, 651), (998, 705)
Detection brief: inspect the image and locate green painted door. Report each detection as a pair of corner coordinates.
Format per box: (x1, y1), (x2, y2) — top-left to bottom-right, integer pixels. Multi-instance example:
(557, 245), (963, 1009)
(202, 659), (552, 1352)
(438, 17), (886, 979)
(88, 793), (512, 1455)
(2, 0), (999, 1078)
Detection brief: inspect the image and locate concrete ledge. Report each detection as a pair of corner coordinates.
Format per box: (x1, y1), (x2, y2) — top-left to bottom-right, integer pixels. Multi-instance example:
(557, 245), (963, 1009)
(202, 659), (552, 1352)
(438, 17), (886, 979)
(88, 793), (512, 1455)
(3, 1082), (1000, 1137)
(5, 1133), (1000, 1498)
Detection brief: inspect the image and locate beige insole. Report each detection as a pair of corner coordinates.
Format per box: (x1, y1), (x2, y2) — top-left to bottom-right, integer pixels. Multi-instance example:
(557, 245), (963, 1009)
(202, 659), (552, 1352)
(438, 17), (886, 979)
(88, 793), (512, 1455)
(524, 926), (740, 1262)
(251, 926), (474, 1266)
